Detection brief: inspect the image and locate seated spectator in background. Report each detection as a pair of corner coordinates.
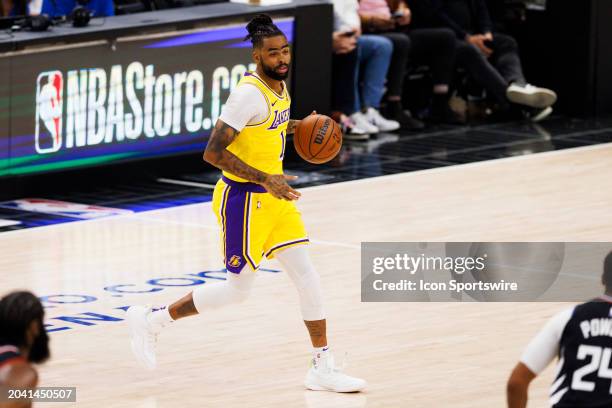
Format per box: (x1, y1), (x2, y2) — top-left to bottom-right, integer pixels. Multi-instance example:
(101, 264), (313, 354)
(0, 0), (37, 15)
(360, 0), (459, 127)
(414, 0), (556, 121)
(0, 291), (50, 396)
(41, 0), (114, 18)
(332, 0), (400, 139)
(29, 0), (41, 14)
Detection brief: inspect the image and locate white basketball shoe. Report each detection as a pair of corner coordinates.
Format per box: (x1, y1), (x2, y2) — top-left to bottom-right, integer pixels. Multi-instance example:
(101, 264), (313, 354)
(304, 354), (367, 393)
(126, 305), (161, 370)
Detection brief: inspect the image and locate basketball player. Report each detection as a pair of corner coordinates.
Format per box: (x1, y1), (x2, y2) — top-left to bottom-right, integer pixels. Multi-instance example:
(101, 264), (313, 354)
(0, 291), (50, 408)
(507, 251), (612, 408)
(127, 14), (366, 393)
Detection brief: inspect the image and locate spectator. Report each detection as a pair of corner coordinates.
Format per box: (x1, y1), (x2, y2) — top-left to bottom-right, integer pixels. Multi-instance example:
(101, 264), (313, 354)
(360, 0), (460, 126)
(0, 0), (31, 16)
(41, 0), (114, 18)
(414, 0), (556, 121)
(0, 291), (50, 397)
(332, 0), (400, 139)
(29, 0), (42, 15)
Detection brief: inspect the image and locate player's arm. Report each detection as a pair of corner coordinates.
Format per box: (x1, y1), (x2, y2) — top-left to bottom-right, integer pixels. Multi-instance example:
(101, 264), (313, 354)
(203, 120), (300, 201)
(203, 120), (267, 184)
(286, 120), (299, 135)
(506, 308), (573, 408)
(286, 111), (317, 135)
(507, 362), (536, 408)
(2, 362), (38, 408)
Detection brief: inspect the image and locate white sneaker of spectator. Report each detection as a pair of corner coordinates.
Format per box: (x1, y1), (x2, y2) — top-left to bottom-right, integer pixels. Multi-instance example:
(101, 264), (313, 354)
(506, 83), (557, 109)
(350, 111), (379, 135)
(340, 114), (370, 140)
(364, 107), (400, 132)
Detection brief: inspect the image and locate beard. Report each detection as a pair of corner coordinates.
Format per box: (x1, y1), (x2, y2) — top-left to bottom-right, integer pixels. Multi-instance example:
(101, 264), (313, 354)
(262, 61), (289, 81)
(28, 323), (50, 364)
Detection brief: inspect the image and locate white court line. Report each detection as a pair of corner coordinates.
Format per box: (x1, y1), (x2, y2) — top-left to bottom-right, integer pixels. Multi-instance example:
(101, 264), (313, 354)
(128, 212), (362, 250)
(0, 219), (20, 227)
(2, 142), (610, 238)
(157, 178), (216, 189)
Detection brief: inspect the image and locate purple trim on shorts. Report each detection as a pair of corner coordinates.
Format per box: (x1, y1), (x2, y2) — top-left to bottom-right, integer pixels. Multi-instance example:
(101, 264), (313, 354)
(220, 185), (230, 264)
(265, 238), (310, 258)
(224, 187), (249, 274)
(243, 192), (258, 271)
(222, 176), (267, 193)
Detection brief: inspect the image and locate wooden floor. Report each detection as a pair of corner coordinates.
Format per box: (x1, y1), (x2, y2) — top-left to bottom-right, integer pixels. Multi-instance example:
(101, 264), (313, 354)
(2, 143), (612, 407)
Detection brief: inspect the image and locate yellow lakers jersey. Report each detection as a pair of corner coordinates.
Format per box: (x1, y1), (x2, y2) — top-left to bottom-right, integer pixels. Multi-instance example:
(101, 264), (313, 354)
(223, 72), (291, 183)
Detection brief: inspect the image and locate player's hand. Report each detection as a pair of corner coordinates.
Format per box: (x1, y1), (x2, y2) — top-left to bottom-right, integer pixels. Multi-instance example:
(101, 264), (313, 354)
(290, 112), (316, 134)
(262, 174), (301, 201)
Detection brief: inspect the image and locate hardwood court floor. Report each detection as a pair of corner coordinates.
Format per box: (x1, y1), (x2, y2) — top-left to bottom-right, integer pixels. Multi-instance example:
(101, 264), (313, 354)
(1, 143), (612, 407)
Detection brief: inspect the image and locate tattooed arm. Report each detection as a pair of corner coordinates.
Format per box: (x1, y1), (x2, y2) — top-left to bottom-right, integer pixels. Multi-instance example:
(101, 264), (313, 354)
(203, 120), (301, 201)
(203, 120), (266, 183)
(286, 119), (300, 135)
(286, 111), (317, 135)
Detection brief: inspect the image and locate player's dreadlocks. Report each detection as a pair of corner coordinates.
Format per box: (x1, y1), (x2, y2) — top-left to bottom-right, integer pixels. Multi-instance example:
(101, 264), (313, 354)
(244, 14), (285, 48)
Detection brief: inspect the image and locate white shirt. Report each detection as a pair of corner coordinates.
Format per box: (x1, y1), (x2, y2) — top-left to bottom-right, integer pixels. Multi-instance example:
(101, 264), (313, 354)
(520, 307), (574, 374)
(29, 0), (43, 15)
(332, 0), (361, 32)
(219, 83), (269, 132)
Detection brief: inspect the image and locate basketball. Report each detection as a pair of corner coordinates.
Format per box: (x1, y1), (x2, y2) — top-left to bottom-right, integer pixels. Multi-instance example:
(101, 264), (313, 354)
(293, 114), (342, 164)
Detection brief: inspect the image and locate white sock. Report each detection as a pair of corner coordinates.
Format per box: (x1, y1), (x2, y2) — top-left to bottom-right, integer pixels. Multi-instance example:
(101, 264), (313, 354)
(147, 306), (173, 328)
(312, 346), (330, 368)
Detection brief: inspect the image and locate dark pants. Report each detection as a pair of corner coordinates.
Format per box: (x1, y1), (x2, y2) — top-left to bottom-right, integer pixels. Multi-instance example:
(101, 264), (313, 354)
(332, 49), (358, 115)
(455, 32), (526, 107)
(379, 27), (457, 97)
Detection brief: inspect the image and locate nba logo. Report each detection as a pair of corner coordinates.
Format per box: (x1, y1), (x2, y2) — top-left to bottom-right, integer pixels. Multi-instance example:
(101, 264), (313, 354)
(35, 71), (63, 154)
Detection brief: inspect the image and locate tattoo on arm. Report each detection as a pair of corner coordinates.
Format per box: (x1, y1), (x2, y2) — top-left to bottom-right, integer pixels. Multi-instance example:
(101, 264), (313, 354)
(287, 119), (300, 135)
(204, 120), (268, 183)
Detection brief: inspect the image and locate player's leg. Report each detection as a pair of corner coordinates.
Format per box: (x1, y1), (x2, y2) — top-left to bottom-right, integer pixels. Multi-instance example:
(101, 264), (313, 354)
(127, 180), (262, 369)
(168, 269), (256, 320)
(272, 243), (366, 392)
(126, 269), (256, 369)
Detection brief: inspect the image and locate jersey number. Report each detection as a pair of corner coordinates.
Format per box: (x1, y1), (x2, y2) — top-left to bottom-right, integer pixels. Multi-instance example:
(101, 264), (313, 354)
(279, 131), (285, 161)
(571, 345), (612, 393)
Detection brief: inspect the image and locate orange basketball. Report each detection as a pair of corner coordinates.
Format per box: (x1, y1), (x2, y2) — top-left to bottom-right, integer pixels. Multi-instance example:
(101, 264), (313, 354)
(293, 114), (342, 164)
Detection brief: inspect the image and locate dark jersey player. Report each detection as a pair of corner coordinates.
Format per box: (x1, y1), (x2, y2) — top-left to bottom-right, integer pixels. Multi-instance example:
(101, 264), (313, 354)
(507, 251), (612, 408)
(0, 292), (50, 408)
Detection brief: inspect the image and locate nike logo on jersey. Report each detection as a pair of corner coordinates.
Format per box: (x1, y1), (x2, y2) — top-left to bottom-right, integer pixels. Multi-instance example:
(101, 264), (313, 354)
(271, 100), (278, 106)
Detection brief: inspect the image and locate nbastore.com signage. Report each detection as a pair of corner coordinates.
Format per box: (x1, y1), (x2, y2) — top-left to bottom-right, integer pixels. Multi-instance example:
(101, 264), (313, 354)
(1, 18), (293, 177)
(34, 63), (254, 154)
